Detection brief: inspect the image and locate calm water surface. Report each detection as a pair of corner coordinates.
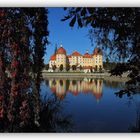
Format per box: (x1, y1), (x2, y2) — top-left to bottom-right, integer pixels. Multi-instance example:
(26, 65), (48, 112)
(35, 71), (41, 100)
(41, 77), (140, 132)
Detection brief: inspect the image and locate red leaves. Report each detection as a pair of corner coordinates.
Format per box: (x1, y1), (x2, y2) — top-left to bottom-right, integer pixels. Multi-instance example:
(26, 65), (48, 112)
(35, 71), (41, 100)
(11, 83), (19, 98)
(21, 100), (28, 109)
(13, 50), (20, 56)
(11, 43), (19, 50)
(0, 95), (4, 119)
(19, 99), (30, 127)
(0, 60), (3, 67)
(11, 60), (19, 68)
(0, 107), (4, 118)
(0, 10), (5, 17)
(0, 53), (4, 68)
(11, 84), (19, 92)
(11, 72), (17, 78)
(0, 95), (4, 101)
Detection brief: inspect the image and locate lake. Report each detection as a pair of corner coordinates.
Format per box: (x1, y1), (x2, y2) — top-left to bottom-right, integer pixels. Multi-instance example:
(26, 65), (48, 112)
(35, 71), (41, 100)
(41, 77), (140, 132)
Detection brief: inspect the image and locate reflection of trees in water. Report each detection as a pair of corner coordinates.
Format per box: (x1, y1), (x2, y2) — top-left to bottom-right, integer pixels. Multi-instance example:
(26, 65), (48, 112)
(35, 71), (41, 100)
(90, 79), (93, 83)
(94, 79), (98, 86)
(115, 87), (140, 98)
(45, 80), (49, 86)
(66, 80), (70, 91)
(60, 80), (63, 86)
(52, 80), (56, 86)
(103, 80), (124, 89)
(40, 95), (73, 132)
(72, 80), (77, 86)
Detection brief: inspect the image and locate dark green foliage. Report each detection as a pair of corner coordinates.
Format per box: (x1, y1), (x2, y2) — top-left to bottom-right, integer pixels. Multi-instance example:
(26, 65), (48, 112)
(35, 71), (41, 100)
(79, 65), (83, 71)
(52, 65), (57, 71)
(44, 64), (49, 70)
(59, 64), (64, 71)
(103, 61), (117, 71)
(99, 66), (102, 72)
(72, 65), (77, 71)
(94, 65), (98, 72)
(66, 63), (70, 71)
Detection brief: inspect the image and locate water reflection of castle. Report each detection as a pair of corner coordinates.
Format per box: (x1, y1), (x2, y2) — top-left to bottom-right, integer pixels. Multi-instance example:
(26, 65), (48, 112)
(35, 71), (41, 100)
(47, 78), (103, 101)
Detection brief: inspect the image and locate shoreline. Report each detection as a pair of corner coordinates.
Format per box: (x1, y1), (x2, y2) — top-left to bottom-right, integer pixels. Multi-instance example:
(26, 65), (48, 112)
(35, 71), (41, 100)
(42, 71), (130, 82)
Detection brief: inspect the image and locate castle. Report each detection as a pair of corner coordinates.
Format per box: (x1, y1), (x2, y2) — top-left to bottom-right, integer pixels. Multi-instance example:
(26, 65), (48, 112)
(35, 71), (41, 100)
(49, 45), (103, 72)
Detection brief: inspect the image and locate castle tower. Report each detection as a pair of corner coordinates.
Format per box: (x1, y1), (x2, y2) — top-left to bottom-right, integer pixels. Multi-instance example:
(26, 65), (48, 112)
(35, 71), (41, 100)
(56, 44), (67, 69)
(49, 54), (56, 69)
(92, 48), (103, 70)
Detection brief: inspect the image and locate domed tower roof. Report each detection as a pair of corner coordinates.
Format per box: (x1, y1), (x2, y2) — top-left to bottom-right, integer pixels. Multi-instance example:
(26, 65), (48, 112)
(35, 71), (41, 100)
(83, 52), (92, 58)
(72, 51), (82, 56)
(56, 45), (66, 55)
(93, 48), (103, 55)
(50, 54), (56, 61)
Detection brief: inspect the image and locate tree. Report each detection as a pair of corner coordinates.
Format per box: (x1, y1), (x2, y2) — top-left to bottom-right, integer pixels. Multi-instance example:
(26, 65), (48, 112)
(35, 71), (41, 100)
(94, 65), (98, 72)
(66, 63), (70, 71)
(45, 64), (49, 70)
(99, 66), (102, 72)
(52, 65), (56, 71)
(79, 65), (83, 71)
(103, 60), (117, 71)
(0, 8), (49, 128)
(90, 68), (93, 73)
(59, 64), (63, 71)
(72, 65), (77, 71)
(62, 8), (140, 94)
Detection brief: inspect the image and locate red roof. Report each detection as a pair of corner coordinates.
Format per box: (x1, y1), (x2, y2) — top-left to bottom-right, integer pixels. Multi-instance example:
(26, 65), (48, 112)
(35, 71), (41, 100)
(68, 55), (72, 58)
(71, 51), (82, 56)
(50, 54), (56, 60)
(83, 53), (92, 58)
(56, 47), (66, 55)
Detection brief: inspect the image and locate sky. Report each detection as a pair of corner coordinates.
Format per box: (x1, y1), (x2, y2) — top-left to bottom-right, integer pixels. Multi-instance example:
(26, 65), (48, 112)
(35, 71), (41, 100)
(44, 8), (97, 64)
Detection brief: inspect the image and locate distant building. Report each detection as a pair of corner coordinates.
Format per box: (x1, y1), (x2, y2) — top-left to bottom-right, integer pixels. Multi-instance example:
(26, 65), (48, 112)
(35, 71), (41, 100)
(49, 44), (103, 72)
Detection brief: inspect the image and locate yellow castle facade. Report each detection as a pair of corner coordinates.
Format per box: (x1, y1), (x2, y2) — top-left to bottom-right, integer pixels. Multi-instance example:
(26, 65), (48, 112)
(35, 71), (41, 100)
(49, 45), (103, 72)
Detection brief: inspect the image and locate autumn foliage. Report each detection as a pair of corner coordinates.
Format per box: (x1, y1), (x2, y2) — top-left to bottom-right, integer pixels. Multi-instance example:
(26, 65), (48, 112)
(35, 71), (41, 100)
(0, 8), (49, 131)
